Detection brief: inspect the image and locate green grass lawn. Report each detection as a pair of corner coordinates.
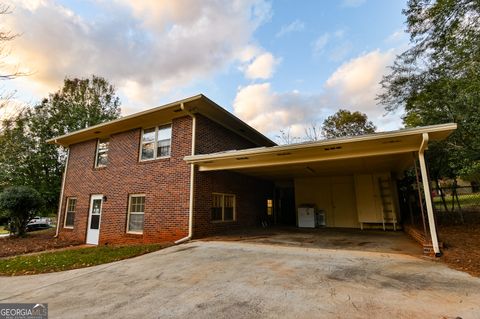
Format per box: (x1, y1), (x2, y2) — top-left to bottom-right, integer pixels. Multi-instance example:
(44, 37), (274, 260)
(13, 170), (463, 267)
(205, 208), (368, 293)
(0, 243), (170, 276)
(0, 226), (9, 235)
(433, 193), (480, 210)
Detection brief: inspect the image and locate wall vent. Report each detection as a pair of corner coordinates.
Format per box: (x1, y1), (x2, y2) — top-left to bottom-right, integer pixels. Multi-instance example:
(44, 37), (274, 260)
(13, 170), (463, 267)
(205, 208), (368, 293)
(381, 139), (401, 144)
(324, 146), (342, 151)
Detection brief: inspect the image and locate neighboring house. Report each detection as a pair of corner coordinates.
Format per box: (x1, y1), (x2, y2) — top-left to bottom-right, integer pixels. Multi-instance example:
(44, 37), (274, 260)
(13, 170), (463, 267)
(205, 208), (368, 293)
(48, 94), (456, 256)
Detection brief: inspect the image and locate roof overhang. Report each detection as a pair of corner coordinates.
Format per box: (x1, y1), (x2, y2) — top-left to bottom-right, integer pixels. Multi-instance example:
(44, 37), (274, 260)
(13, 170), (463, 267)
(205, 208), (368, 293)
(46, 94), (275, 147)
(185, 123), (457, 179)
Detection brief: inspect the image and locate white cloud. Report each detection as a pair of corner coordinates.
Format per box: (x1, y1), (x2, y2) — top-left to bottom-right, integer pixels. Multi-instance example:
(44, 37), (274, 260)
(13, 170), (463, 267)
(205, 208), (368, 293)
(3, 0), (273, 107)
(237, 45), (263, 63)
(325, 49), (394, 109)
(0, 99), (28, 123)
(237, 46), (280, 80)
(341, 0), (367, 8)
(233, 49), (402, 138)
(313, 29), (351, 59)
(324, 49), (400, 129)
(244, 52), (279, 80)
(275, 19), (305, 38)
(233, 83), (328, 137)
(313, 34), (330, 55)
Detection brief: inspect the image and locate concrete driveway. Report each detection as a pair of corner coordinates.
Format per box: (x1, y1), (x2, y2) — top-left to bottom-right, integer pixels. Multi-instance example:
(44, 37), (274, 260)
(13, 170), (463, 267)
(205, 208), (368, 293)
(1, 241), (479, 319)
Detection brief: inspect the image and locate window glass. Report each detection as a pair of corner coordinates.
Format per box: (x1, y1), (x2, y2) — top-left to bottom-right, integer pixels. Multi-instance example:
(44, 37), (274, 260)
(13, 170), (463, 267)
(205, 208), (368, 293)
(141, 142), (155, 160)
(211, 194), (223, 221)
(95, 139), (109, 167)
(211, 194), (235, 222)
(157, 125), (171, 140)
(224, 195), (235, 221)
(90, 215), (100, 229)
(140, 124), (172, 160)
(267, 199), (273, 216)
(142, 128), (156, 143)
(128, 195), (145, 233)
(157, 140), (171, 157)
(65, 197), (76, 228)
(128, 214), (144, 232)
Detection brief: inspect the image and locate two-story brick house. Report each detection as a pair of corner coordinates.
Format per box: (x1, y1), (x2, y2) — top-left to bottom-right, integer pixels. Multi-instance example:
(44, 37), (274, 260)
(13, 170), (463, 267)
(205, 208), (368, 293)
(49, 94), (456, 256)
(49, 95), (275, 245)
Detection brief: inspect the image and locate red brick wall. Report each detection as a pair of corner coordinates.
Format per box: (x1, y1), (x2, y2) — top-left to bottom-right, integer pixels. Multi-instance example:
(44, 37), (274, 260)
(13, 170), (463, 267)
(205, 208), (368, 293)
(193, 114), (273, 237)
(194, 114), (258, 154)
(193, 170), (272, 238)
(58, 116), (192, 244)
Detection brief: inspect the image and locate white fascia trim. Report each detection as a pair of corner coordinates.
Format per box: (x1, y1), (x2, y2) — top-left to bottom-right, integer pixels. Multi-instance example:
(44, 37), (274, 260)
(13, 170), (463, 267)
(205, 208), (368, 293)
(184, 123), (457, 164)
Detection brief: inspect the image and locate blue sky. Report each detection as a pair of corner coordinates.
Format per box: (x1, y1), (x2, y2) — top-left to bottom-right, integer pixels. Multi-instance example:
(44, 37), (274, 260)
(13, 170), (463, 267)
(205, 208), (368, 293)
(2, 0), (409, 140)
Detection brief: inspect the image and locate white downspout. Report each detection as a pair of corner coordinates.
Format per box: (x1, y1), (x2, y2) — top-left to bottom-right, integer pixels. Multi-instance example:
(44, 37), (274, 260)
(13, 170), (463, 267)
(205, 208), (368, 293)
(175, 104), (196, 244)
(418, 132), (441, 256)
(55, 147), (70, 238)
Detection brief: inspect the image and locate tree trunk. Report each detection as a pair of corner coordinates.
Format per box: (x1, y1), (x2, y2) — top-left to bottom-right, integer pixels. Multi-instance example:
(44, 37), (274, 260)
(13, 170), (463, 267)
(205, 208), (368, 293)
(435, 178), (449, 213)
(453, 179), (464, 224)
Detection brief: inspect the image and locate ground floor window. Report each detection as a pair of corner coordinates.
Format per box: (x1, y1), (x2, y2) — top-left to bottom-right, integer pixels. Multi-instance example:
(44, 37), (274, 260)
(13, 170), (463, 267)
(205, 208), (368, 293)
(127, 195), (145, 233)
(211, 193), (235, 222)
(64, 197), (76, 228)
(267, 199), (273, 216)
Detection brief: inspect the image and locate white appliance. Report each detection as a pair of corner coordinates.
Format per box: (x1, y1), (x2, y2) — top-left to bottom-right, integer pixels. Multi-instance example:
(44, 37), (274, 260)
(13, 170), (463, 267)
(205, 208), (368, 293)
(298, 207), (315, 228)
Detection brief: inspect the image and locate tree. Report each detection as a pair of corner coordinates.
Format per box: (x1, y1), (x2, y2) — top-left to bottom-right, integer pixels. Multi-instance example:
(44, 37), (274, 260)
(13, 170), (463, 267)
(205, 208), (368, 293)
(0, 4), (23, 80)
(0, 4), (27, 117)
(0, 186), (44, 237)
(321, 109), (376, 139)
(276, 127), (300, 145)
(378, 0), (480, 183)
(0, 75), (121, 214)
(304, 122), (322, 142)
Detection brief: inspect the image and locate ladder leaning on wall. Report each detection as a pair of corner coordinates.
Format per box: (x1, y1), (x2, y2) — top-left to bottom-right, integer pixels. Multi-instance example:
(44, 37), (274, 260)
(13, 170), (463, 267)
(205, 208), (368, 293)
(378, 177), (397, 231)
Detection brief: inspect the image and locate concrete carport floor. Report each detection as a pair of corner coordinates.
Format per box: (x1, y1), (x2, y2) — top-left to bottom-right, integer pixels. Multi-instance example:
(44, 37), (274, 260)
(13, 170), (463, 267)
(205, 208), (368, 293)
(1, 239), (479, 318)
(200, 227), (423, 255)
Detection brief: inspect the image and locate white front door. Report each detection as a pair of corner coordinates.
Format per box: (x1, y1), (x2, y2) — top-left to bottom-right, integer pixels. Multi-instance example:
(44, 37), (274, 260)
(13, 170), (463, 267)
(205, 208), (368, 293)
(86, 195), (103, 245)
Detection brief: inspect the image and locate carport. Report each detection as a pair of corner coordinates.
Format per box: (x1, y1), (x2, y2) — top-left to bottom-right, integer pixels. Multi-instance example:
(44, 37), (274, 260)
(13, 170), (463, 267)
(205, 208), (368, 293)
(185, 123), (457, 256)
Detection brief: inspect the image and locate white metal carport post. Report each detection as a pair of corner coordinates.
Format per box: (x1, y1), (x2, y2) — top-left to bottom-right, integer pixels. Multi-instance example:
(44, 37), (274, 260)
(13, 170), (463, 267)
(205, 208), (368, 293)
(418, 133), (441, 256)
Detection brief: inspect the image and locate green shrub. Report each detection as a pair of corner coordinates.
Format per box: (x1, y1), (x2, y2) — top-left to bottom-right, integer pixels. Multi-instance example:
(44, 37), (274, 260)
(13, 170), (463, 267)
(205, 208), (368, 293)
(0, 186), (44, 237)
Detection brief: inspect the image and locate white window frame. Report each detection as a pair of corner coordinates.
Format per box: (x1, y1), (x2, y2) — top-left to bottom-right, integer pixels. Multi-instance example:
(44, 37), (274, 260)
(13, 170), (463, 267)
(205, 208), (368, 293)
(126, 194), (146, 234)
(95, 138), (109, 168)
(139, 124), (172, 161)
(64, 197), (77, 229)
(211, 193), (236, 222)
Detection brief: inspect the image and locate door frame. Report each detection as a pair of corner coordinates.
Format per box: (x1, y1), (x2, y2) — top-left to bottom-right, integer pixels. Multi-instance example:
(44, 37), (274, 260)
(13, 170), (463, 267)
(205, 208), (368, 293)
(86, 194), (103, 245)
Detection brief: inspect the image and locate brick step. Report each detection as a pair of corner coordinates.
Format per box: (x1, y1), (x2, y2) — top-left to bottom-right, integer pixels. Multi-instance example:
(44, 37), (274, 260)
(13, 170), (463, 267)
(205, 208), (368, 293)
(423, 242), (444, 255)
(404, 224), (443, 255)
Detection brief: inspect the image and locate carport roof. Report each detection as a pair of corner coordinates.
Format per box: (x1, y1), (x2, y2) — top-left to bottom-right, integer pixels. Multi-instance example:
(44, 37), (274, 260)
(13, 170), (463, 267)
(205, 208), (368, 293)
(185, 123), (457, 179)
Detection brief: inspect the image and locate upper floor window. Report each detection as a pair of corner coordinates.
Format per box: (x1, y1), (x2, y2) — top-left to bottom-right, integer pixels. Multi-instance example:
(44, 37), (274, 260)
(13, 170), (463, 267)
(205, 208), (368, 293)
(140, 124), (172, 161)
(95, 138), (109, 167)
